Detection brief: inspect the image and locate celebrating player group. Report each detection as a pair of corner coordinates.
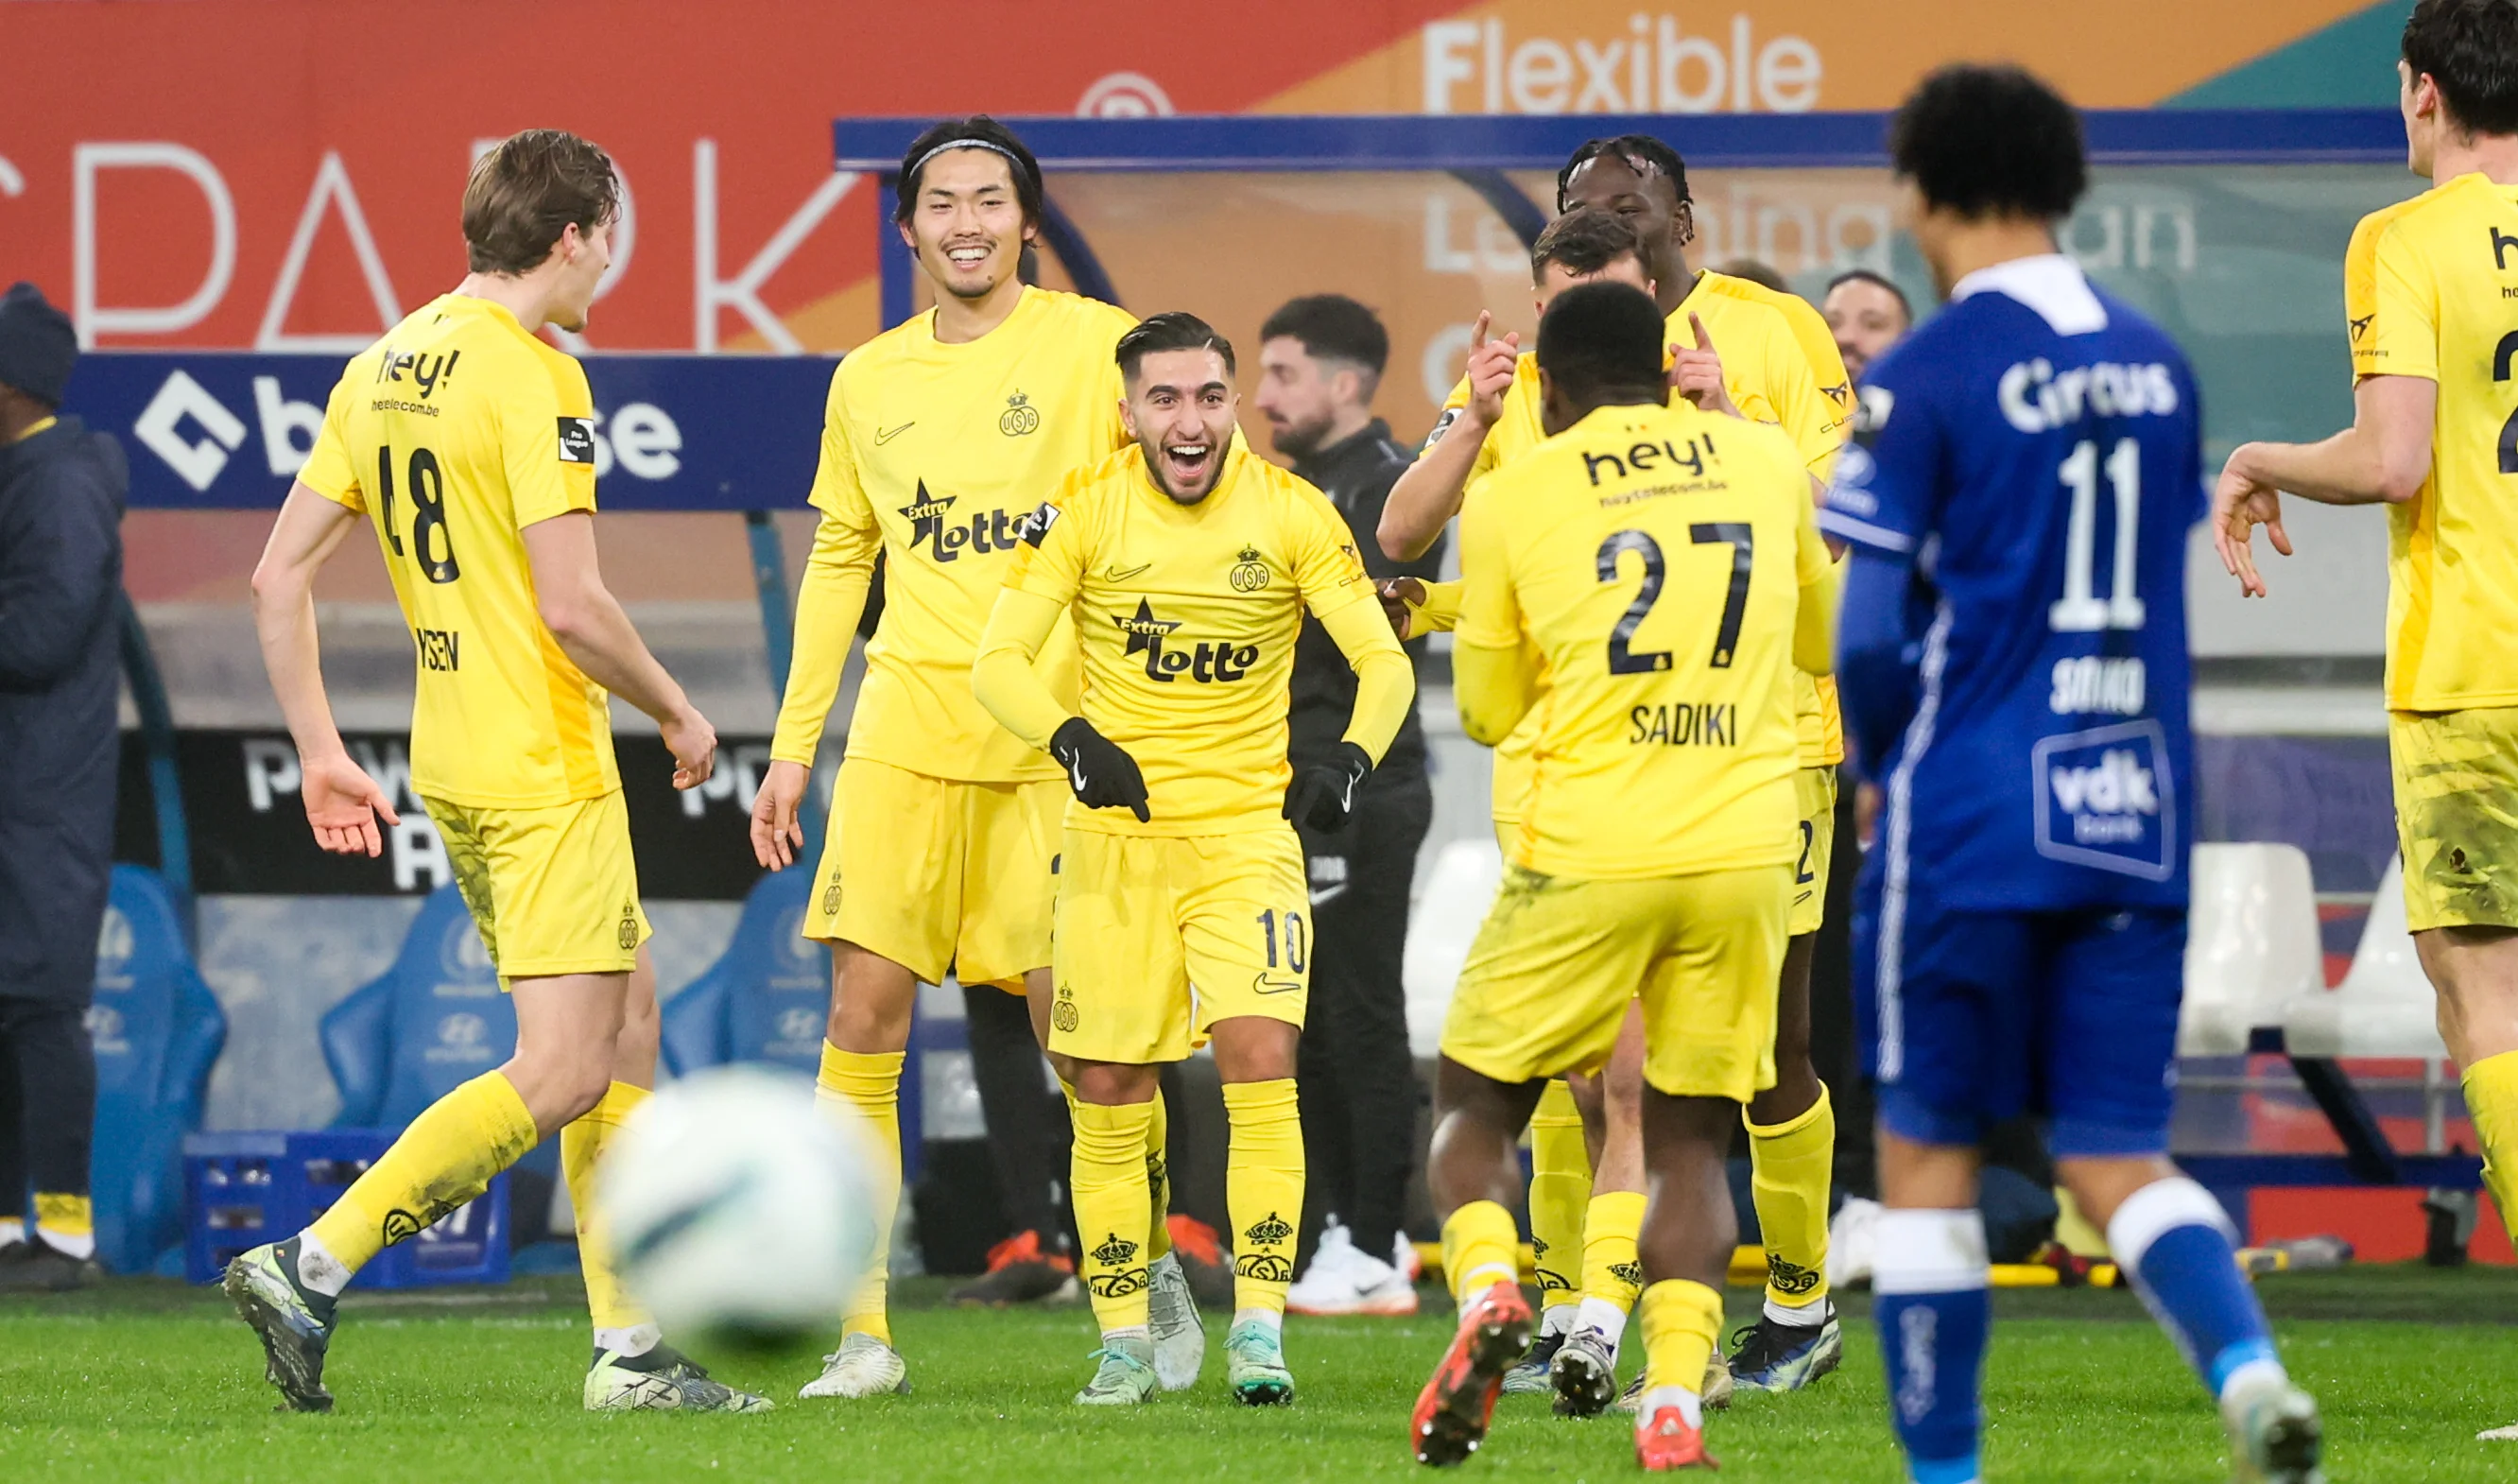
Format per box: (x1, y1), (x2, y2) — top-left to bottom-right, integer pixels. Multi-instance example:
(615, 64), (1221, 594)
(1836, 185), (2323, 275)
(225, 0), (2518, 1476)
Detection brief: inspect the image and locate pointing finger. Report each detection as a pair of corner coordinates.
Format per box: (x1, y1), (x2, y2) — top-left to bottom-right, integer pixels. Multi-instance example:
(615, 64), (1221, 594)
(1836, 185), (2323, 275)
(1471, 309), (1492, 346)
(1689, 312), (1714, 352)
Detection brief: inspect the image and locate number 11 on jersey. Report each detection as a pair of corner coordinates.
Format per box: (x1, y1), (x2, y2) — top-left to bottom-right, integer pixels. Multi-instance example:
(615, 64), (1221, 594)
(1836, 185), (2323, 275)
(2050, 438), (2143, 633)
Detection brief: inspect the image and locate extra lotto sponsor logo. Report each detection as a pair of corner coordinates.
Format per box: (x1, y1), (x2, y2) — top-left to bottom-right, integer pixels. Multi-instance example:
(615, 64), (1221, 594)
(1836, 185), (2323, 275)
(898, 480), (1026, 563)
(1114, 598), (1259, 683)
(901, 481), (1026, 561)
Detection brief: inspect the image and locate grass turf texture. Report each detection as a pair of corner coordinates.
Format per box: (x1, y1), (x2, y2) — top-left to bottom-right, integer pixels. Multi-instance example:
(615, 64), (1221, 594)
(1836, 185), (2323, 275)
(2, 1268), (2511, 1480)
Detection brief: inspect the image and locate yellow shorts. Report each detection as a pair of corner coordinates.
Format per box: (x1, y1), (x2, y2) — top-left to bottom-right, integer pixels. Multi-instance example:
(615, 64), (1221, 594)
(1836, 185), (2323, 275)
(1790, 766), (1839, 938)
(2390, 707), (2518, 931)
(1440, 863), (1791, 1101)
(806, 756), (1063, 989)
(1048, 826), (1310, 1065)
(423, 790), (648, 983)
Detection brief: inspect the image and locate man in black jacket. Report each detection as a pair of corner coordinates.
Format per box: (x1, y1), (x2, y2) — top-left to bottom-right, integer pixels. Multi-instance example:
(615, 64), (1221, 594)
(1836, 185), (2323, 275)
(1252, 295), (1440, 1316)
(0, 282), (125, 1289)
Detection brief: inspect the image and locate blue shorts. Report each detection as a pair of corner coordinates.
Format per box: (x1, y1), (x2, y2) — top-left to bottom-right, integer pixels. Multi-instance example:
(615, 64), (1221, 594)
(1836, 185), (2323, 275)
(1854, 880), (2185, 1160)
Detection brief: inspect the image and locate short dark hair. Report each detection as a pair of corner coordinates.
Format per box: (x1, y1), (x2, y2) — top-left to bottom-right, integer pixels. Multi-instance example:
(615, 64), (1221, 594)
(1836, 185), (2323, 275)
(1716, 258), (1790, 294)
(1827, 267), (1914, 324)
(1888, 64), (2087, 221)
(1557, 134), (1690, 214)
(1535, 282), (1666, 405)
(1259, 294), (1388, 379)
(2405, 0), (2518, 135)
(1530, 206), (1647, 283)
(895, 115), (1044, 226)
(1117, 312), (1236, 385)
(461, 130), (620, 277)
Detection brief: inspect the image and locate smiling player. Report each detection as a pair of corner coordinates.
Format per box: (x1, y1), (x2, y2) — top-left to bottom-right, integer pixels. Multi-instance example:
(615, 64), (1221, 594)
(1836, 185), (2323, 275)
(748, 116), (1201, 1401)
(974, 313), (1414, 1406)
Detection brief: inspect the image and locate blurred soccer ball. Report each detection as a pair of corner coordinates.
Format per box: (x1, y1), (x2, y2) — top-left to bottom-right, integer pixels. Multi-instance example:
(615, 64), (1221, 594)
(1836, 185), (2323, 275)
(596, 1065), (876, 1347)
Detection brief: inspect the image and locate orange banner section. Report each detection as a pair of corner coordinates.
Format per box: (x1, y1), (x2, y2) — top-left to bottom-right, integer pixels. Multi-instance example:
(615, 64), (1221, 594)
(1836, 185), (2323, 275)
(0, 1), (2391, 354)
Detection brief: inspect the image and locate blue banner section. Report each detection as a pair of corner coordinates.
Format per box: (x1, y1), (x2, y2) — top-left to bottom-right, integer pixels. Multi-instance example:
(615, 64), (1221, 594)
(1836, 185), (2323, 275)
(65, 352), (836, 512)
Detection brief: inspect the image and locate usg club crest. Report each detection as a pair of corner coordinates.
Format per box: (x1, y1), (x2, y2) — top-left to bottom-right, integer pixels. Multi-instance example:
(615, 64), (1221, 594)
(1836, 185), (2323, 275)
(1230, 544), (1269, 592)
(999, 390), (1040, 436)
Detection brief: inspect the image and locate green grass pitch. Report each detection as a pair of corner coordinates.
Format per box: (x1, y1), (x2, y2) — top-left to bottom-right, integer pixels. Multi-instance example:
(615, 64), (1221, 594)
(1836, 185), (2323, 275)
(2, 1268), (2512, 1480)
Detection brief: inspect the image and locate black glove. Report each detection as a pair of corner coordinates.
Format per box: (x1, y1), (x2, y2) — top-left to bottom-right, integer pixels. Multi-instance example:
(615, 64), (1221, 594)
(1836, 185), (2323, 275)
(1284, 741), (1372, 832)
(1050, 716), (1149, 821)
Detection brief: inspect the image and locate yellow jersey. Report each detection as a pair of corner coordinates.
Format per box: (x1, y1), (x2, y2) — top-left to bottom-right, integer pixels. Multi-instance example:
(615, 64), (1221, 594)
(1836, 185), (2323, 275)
(298, 294), (618, 809)
(1456, 401), (1830, 880)
(768, 285), (1137, 780)
(2345, 173), (2518, 711)
(1429, 271), (1848, 820)
(994, 440), (1388, 835)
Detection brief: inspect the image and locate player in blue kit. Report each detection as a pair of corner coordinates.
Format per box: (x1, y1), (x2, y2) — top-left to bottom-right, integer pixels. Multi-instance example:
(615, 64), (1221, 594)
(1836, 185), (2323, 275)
(1824, 67), (2323, 1484)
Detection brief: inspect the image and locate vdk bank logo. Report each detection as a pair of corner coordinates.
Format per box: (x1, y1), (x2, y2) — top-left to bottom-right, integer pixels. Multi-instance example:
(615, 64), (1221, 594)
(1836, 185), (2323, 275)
(2032, 720), (2176, 881)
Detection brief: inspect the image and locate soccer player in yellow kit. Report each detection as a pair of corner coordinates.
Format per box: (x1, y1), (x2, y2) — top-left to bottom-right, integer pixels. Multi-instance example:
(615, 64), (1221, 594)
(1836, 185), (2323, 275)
(744, 117), (1202, 1400)
(1409, 282), (1836, 1471)
(2213, 7), (2518, 1441)
(1385, 165), (1852, 1408)
(230, 130), (767, 1415)
(974, 313), (1414, 1406)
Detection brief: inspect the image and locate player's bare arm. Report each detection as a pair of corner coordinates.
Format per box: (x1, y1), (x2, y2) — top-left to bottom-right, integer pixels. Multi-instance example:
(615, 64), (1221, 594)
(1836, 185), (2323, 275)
(250, 482), (403, 858)
(1377, 310), (1516, 561)
(2211, 373), (2435, 596)
(520, 510), (716, 788)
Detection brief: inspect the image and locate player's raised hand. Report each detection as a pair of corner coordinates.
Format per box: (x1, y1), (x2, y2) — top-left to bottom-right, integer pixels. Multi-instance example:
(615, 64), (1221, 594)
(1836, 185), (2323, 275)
(1669, 313), (1741, 419)
(1464, 311), (1522, 429)
(663, 704), (719, 790)
(2210, 447), (2293, 599)
(1378, 577), (1427, 640)
(750, 758), (810, 871)
(1050, 716), (1149, 822)
(301, 750), (400, 858)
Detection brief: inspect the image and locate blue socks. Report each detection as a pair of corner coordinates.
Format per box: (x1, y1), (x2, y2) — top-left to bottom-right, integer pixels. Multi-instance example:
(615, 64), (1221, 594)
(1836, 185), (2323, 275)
(1873, 1208), (1989, 1484)
(2108, 1177), (2285, 1398)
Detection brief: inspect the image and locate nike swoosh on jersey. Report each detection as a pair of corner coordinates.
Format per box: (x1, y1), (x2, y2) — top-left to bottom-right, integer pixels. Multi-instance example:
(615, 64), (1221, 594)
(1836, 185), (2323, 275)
(875, 422), (915, 445)
(1103, 561), (1151, 581)
(1251, 975), (1303, 994)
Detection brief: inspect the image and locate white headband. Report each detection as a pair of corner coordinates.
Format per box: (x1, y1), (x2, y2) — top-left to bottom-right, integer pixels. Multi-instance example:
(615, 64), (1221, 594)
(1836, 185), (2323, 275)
(904, 136), (1035, 193)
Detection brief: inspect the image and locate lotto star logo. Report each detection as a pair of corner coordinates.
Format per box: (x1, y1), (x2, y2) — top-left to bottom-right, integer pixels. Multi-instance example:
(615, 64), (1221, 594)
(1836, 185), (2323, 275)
(900, 480), (1027, 563)
(1115, 598), (1183, 656)
(1114, 598), (1258, 683)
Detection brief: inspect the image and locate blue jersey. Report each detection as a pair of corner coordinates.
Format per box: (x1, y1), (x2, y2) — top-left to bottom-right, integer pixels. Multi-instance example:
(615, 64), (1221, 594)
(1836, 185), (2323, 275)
(1822, 256), (2200, 912)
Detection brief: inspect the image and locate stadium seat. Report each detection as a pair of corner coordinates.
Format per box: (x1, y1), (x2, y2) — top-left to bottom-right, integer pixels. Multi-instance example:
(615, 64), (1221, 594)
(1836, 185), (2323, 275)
(90, 866), (227, 1274)
(658, 868), (826, 1077)
(2178, 843), (2324, 1057)
(2280, 856), (2449, 1060)
(1401, 837), (1504, 1059)
(319, 886), (519, 1129)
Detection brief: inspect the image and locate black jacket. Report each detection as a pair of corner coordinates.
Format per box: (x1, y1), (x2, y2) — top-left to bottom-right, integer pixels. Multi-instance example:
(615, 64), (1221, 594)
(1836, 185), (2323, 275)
(0, 416), (127, 1001)
(1286, 419), (1442, 773)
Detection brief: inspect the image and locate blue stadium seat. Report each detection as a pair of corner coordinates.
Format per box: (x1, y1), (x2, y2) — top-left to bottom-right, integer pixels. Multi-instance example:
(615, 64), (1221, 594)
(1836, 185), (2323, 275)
(90, 866), (226, 1274)
(319, 886), (518, 1129)
(660, 869), (826, 1077)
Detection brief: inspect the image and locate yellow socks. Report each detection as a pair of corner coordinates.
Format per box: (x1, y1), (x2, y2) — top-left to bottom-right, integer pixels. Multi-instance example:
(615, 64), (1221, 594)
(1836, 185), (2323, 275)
(2463, 1050), (2518, 1226)
(1746, 1083), (1836, 1318)
(819, 1042), (903, 1346)
(1147, 1087), (1174, 1263)
(1638, 1278), (1726, 1420)
(562, 1081), (654, 1347)
(1440, 1199), (1522, 1307)
(1577, 1189), (1647, 1342)
(306, 1070), (536, 1279)
(32, 1193), (93, 1260)
(1526, 1078), (1592, 1313)
(1071, 1097), (1158, 1334)
(1222, 1078), (1304, 1317)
